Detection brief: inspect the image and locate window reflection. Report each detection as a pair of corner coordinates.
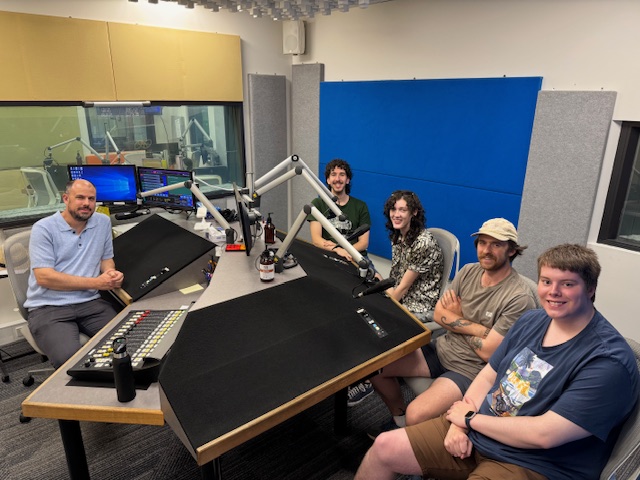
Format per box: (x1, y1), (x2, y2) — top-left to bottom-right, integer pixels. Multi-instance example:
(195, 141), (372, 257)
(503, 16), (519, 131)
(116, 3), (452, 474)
(0, 102), (245, 227)
(599, 121), (640, 251)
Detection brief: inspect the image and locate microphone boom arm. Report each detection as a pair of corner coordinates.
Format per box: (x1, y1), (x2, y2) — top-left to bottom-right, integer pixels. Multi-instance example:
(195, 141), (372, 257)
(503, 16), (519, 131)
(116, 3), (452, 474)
(47, 137), (107, 164)
(251, 155), (344, 220)
(273, 204), (370, 277)
(138, 180), (234, 244)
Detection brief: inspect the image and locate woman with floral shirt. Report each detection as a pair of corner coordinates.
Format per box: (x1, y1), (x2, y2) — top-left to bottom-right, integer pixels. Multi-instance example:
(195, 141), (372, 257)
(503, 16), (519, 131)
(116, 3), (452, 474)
(383, 190), (443, 321)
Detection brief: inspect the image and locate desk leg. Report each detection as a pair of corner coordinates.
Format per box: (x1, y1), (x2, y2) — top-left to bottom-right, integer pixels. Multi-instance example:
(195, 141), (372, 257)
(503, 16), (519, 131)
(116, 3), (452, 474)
(334, 388), (348, 435)
(58, 419), (90, 480)
(200, 458), (222, 480)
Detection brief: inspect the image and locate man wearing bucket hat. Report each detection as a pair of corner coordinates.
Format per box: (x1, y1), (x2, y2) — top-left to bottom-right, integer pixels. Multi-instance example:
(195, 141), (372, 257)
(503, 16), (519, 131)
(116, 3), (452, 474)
(367, 218), (537, 438)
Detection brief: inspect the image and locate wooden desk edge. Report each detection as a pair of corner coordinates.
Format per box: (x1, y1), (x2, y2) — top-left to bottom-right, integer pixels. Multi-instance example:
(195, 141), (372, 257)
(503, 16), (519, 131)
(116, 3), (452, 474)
(194, 328), (432, 465)
(21, 400), (164, 426)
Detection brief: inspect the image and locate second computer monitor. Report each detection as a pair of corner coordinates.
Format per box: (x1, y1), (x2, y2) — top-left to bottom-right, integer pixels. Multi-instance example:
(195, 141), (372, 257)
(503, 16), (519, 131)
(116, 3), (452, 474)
(138, 167), (195, 211)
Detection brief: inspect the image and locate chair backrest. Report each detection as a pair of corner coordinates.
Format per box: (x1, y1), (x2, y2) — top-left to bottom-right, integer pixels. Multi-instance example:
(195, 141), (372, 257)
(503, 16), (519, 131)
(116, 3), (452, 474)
(428, 228), (460, 297)
(20, 167), (61, 206)
(4, 229), (89, 356)
(600, 337), (640, 480)
(518, 273), (542, 309)
(3, 230), (31, 321)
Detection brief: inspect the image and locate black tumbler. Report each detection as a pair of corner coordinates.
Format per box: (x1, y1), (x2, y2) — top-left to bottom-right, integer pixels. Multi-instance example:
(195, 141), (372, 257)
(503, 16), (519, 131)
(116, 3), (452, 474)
(112, 337), (136, 402)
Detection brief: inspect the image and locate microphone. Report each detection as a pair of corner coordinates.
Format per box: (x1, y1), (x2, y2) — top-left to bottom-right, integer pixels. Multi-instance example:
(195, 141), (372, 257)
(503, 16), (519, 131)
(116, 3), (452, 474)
(345, 223), (370, 243)
(354, 277), (395, 298)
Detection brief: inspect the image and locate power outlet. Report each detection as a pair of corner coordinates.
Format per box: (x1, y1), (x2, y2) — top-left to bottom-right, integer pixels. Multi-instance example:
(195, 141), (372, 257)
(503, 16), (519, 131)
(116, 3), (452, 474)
(15, 326), (25, 339)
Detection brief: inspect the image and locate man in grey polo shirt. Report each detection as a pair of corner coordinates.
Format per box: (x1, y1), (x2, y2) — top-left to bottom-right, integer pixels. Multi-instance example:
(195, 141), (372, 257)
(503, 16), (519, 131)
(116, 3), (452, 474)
(24, 179), (124, 368)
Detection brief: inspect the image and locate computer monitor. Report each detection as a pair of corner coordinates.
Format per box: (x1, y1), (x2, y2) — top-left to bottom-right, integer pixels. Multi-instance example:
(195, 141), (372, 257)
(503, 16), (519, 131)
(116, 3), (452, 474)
(233, 183), (254, 256)
(67, 164), (138, 205)
(138, 167), (195, 211)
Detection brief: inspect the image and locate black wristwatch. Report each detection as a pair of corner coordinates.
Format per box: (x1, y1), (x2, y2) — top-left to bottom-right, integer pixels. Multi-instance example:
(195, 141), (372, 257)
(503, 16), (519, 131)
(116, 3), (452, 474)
(464, 411), (477, 431)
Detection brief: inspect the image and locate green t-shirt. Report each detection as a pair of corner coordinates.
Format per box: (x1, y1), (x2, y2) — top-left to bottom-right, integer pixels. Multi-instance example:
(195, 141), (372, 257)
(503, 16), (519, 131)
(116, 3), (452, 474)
(307, 195), (371, 251)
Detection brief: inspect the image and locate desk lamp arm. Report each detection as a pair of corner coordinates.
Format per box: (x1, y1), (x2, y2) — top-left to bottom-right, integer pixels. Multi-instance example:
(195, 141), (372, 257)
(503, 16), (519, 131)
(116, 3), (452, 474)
(138, 181), (234, 244)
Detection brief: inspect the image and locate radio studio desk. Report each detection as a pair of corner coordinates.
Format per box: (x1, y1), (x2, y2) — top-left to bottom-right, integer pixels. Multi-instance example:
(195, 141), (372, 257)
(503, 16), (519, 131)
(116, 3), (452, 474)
(21, 213), (431, 480)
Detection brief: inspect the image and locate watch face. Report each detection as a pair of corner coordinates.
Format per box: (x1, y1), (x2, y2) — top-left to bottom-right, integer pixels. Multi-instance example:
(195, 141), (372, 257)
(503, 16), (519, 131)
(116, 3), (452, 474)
(465, 411), (475, 418)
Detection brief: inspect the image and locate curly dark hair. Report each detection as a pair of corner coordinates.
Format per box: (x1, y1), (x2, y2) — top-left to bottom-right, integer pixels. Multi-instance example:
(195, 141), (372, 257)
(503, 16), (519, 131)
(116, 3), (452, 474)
(383, 190), (426, 247)
(324, 158), (352, 195)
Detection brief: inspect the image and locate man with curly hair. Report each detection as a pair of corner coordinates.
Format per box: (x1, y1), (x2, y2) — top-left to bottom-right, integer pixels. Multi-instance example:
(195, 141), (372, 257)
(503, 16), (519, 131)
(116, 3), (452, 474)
(307, 158), (371, 262)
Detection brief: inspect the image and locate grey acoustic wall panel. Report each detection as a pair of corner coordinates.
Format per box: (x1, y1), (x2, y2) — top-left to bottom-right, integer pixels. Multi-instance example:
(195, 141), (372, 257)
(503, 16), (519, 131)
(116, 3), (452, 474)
(517, 91), (616, 280)
(248, 74), (288, 233)
(291, 63), (324, 241)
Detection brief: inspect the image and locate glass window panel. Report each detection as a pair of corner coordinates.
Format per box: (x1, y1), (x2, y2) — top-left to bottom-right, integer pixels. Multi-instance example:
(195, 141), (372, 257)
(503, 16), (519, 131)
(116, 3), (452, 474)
(0, 102), (245, 228)
(616, 141), (640, 247)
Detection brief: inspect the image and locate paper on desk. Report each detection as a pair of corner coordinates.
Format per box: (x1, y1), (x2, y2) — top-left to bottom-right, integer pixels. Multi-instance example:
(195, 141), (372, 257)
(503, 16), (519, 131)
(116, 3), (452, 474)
(180, 284), (204, 294)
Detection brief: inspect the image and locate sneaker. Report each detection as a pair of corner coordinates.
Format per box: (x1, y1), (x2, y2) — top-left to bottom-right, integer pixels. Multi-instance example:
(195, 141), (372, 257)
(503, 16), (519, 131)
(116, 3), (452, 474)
(367, 417), (400, 440)
(347, 380), (374, 407)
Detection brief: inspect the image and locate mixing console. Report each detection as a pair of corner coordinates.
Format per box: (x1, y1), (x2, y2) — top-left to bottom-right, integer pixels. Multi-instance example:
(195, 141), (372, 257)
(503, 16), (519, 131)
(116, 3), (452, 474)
(67, 308), (188, 385)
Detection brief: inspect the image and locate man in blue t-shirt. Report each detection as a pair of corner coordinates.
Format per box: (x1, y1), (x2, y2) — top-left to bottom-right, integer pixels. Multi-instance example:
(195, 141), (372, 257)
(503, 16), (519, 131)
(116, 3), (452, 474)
(355, 244), (639, 480)
(24, 179), (124, 368)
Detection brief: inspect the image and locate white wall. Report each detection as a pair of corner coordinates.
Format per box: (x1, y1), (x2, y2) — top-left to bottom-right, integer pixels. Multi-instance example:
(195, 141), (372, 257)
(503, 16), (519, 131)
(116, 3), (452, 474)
(294, 0), (640, 338)
(2, 0), (638, 339)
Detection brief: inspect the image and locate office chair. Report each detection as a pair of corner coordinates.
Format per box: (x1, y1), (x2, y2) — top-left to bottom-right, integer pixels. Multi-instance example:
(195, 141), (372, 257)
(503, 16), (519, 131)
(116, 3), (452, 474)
(402, 228), (459, 396)
(600, 337), (640, 480)
(3, 230), (89, 388)
(518, 273), (542, 309)
(422, 227), (460, 325)
(20, 167), (61, 207)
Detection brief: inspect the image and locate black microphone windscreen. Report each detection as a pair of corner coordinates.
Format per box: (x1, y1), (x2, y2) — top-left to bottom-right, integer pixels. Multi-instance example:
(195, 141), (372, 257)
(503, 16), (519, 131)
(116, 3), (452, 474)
(345, 223), (370, 243)
(356, 277), (395, 298)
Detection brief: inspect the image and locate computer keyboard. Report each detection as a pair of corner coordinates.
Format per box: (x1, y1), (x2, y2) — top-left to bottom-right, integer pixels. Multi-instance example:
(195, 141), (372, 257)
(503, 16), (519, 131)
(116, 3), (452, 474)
(67, 308), (188, 385)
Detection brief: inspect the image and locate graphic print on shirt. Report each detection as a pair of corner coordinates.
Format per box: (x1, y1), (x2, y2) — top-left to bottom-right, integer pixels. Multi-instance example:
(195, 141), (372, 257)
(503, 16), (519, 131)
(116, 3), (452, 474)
(328, 215), (353, 236)
(488, 347), (553, 417)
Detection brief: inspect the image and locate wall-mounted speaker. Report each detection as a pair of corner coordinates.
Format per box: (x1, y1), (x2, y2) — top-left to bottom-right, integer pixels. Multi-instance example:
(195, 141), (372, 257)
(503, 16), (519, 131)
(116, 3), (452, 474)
(283, 20), (305, 55)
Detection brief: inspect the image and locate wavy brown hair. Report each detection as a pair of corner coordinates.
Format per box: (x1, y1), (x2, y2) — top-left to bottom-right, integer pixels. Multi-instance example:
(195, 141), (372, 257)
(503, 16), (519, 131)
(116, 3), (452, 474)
(383, 190), (425, 247)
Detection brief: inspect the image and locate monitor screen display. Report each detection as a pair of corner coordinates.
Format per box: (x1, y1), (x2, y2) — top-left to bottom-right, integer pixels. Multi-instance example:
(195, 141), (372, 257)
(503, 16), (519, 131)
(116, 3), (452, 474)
(67, 164), (138, 204)
(138, 167), (194, 211)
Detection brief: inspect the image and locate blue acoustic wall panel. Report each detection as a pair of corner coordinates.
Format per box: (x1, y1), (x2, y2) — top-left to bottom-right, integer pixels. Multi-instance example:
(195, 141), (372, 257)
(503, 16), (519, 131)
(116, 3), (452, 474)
(319, 77), (541, 268)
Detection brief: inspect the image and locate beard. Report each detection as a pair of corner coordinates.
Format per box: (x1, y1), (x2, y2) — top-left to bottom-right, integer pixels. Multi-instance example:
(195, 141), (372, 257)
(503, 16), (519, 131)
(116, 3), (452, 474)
(479, 254), (509, 271)
(69, 207), (93, 222)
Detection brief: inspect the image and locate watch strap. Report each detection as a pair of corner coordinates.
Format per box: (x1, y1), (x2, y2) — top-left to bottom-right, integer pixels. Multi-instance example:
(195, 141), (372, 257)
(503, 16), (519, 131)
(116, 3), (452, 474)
(464, 411), (476, 431)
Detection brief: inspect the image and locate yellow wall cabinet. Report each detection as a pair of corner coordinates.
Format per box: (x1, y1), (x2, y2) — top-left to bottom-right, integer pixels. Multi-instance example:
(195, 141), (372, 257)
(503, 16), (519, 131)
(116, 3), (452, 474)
(0, 11), (242, 102)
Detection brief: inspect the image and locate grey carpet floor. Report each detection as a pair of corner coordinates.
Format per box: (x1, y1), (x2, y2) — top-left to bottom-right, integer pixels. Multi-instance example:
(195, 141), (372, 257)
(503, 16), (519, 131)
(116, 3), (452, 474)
(0, 339), (416, 480)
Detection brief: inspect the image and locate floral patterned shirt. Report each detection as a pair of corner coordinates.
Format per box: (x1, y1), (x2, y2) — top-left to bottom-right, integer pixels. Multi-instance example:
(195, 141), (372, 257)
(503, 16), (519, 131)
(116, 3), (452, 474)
(389, 229), (443, 314)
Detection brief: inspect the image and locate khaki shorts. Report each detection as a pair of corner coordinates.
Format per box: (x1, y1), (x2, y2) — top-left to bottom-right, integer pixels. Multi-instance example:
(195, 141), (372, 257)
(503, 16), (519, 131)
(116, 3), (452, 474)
(405, 414), (547, 480)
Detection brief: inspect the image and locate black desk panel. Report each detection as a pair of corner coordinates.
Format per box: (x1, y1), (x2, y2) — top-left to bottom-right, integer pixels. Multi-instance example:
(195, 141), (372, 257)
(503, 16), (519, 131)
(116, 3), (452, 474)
(112, 214), (214, 302)
(159, 240), (425, 454)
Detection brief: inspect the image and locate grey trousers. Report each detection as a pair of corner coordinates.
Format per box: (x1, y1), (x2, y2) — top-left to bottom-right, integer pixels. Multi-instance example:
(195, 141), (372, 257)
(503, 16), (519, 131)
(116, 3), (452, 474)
(27, 298), (116, 368)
